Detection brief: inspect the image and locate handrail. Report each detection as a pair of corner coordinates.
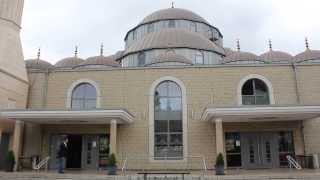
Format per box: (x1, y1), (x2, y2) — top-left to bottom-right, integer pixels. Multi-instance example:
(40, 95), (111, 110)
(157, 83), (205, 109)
(286, 155), (302, 170)
(32, 156), (50, 171)
(121, 155), (207, 174)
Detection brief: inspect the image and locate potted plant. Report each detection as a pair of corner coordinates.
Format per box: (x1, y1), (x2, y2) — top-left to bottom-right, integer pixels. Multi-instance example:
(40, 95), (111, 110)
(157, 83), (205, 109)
(215, 153), (225, 175)
(5, 151), (15, 172)
(107, 153), (117, 175)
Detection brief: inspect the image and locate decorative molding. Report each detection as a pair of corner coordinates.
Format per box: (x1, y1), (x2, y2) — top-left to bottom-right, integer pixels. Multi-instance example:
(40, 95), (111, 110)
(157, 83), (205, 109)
(66, 79), (101, 109)
(237, 74), (275, 105)
(148, 76), (188, 162)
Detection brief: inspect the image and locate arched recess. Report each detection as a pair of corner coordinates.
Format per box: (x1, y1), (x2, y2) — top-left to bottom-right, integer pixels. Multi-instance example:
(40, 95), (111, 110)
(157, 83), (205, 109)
(148, 76), (188, 161)
(237, 74), (275, 105)
(66, 79), (101, 109)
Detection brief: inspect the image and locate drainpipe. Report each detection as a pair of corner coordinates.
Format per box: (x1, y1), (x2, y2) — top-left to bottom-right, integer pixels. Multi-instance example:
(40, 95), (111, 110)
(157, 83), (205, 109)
(42, 69), (50, 108)
(292, 63), (306, 155)
(292, 63), (301, 104)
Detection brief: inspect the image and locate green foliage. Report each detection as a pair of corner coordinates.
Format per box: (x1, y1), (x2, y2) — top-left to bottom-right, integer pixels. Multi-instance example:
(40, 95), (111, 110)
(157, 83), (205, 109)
(108, 153), (117, 167)
(215, 153), (224, 166)
(5, 151), (15, 164)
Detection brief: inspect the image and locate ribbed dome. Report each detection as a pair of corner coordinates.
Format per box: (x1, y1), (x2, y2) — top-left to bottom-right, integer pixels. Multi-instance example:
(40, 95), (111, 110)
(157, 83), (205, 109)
(140, 8), (208, 25)
(145, 50), (193, 66)
(260, 50), (293, 63)
(294, 49), (320, 63)
(79, 55), (120, 67)
(223, 51), (264, 64)
(123, 29), (225, 57)
(55, 57), (84, 68)
(25, 59), (53, 70)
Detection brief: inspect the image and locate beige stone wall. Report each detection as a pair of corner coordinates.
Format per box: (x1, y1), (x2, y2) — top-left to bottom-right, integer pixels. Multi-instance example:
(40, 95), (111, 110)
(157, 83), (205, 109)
(24, 64), (320, 169)
(303, 117), (320, 155)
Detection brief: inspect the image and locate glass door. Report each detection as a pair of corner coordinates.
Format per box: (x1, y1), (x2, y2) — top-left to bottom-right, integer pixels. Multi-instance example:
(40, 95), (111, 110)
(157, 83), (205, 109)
(98, 135), (110, 168)
(82, 135), (99, 169)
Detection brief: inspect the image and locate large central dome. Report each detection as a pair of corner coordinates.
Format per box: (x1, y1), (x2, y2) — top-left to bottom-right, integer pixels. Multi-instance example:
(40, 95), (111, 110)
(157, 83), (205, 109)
(139, 8), (209, 25)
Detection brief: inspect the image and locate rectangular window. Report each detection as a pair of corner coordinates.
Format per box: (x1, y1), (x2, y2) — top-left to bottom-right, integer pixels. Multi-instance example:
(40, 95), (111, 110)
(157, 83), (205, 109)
(168, 20), (176, 28)
(225, 132), (242, 167)
(147, 24), (154, 33)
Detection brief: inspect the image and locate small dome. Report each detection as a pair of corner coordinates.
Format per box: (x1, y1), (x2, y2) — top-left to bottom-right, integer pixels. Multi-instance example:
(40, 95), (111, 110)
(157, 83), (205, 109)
(25, 59), (53, 70)
(55, 57), (84, 68)
(123, 29), (225, 57)
(145, 50), (193, 66)
(223, 51), (264, 64)
(294, 49), (320, 63)
(224, 48), (234, 56)
(140, 8), (209, 25)
(260, 50), (293, 63)
(79, 55), (120, 67)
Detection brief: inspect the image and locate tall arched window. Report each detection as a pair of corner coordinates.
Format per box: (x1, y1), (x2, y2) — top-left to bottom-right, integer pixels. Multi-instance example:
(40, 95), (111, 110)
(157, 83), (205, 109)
(154, 81), (183, 159)
(71, 83), (97, 109)
(242, 78), (270, 105)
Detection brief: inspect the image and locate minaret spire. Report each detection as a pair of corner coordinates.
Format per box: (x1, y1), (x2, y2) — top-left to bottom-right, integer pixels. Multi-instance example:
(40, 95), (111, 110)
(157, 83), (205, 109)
(171, 2), (174, 8)
(305, 37), (310, 50)
(236, 39), (240, 51)
(100, 43), (104, 56)
(37, 48), (41, 60)
(268, 39), (272, 51)
(74, 46), (78, 57)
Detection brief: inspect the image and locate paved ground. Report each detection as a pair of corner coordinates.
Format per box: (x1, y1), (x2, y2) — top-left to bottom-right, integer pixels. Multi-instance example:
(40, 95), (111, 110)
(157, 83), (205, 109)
(1, 169), (320, 180)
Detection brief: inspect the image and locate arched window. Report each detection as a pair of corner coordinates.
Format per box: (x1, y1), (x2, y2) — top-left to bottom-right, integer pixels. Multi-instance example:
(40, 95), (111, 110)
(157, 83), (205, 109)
(241, 78), (270, 105)
(154, 81), (183, 159)
(195, 51), (204, 64)
(71, 83), (97, 109)
(138, 52), (146, 66)
(168, 20), (176, 28)
(147, 23), (154, 33)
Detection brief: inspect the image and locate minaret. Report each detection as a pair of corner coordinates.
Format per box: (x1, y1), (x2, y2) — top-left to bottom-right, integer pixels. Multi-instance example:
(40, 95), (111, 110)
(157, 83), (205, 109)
(0, 0), (28, 171)
(0, 0), (27, 82)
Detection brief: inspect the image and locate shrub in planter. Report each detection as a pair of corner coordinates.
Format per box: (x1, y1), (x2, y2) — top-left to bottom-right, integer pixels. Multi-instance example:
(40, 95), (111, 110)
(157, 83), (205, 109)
(5, 151), (15, 172)
(107, 153), (117, 175)
(215, 153), (225, 175)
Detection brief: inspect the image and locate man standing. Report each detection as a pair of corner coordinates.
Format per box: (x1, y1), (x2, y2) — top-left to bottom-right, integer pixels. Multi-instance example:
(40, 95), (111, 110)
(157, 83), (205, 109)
(57, 137), (68, 174)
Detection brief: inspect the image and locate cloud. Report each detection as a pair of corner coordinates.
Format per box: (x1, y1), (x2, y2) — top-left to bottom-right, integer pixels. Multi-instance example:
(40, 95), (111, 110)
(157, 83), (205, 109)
(21, 0), (320, 63)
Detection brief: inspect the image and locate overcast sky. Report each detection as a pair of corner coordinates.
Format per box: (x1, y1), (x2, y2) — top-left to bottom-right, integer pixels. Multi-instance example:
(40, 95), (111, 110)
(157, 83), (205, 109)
(21, 0), (320, 64)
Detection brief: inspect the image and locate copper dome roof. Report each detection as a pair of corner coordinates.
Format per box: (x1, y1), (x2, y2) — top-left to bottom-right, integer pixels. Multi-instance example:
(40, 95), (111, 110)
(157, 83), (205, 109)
(25, 59), (53, 70)
(79, 55), (120, 67)
(55, 57), (85, 68)
(140, 8), (209, 25)
(294, 49), (320, 63)
(260, 50), (293, 63)
(123, 29), (225, 57)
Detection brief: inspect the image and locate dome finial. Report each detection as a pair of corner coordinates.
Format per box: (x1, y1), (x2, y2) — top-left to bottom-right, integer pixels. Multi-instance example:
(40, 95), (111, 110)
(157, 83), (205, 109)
(37, 48), (41, 60)
(100, 43), (104, 56)
(236, 39), (240, 51)
(74, 46), (78, 57)
(305, 37), (310, 50)
(171, 2), (174, 8)
(268, 39), (272, 51)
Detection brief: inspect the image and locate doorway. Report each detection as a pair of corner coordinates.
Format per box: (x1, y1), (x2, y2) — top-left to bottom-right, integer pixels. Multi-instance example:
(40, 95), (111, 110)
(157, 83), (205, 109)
(241, 132), (279, 169)
(0, 133), (10, 170)
(66, 135), (82, 169)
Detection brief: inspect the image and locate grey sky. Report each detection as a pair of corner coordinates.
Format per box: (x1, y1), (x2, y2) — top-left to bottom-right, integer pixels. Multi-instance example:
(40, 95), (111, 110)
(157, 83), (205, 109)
(21, 0), (320, 64)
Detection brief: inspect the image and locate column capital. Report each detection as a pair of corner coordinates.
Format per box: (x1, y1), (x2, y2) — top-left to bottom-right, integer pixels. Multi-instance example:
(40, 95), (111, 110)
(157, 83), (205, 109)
(215, 118), (223, 123)
(110, 119), (117, 124)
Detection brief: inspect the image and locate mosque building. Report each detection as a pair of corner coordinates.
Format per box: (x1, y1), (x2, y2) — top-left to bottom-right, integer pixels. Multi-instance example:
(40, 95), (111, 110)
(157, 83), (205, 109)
(1, 0), (320, 171)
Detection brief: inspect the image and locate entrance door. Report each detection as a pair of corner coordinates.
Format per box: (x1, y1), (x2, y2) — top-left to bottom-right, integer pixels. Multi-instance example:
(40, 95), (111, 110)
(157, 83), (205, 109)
(0, 133), (10, 170)
(49, 135), (65, 170)
(66, 135), (82, 169)
(241, 133), (279, 169)
(82, 135), (99, 169)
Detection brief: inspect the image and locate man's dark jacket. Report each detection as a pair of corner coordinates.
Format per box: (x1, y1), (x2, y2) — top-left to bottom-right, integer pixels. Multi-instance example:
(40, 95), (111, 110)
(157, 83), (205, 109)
(57, 142), (67, 158)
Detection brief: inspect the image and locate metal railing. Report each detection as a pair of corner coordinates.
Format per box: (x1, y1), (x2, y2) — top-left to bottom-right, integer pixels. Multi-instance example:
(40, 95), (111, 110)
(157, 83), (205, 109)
(32, 156), (50, 171)
(286, 155), (302, 170)
(121, 155), (207, 174)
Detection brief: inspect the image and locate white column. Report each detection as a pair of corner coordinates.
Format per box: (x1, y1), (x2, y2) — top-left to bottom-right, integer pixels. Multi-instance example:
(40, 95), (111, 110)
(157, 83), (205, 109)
(12, 120), (24, 171)
(110, 120), (117, 155)
(215, 118), (224, 155)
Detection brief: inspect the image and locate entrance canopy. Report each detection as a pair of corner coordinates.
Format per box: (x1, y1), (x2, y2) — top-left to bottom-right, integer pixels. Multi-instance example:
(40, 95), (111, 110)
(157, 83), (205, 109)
(0, 109), (134, 124)
(201, 105), (320, 122)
